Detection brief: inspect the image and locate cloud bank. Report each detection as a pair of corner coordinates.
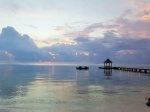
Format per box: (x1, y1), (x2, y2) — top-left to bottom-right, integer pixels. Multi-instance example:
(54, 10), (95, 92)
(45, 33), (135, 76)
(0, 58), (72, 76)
(43, 31), (150, 64)
(0, 26), (52, 62)
(0, 26), (150, 64)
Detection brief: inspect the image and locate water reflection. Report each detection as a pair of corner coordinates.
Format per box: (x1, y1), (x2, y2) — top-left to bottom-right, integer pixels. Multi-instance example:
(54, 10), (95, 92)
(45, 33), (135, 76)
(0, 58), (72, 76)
(104, 69), (112, 80)
(76, 70), (89, 94)
(0, 65), (31, 99)
(0, 65), (150, 112)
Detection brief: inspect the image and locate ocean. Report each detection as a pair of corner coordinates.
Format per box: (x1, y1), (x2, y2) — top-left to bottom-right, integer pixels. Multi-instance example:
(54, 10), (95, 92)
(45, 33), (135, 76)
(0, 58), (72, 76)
(0, 64), (150, 112)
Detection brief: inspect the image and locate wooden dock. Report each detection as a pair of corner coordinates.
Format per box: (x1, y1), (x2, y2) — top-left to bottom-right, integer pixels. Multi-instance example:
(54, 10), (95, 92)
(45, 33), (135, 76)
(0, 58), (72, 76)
(113, 67), (150, 74)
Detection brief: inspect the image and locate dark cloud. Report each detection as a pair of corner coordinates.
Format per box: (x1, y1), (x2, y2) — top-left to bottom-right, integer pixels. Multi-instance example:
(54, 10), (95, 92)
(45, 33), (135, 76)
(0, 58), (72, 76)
(43, 30), (150, 64)
(0, 26), (52, 62)
(0, 50), (14, 62)
(0, 25), (150, 64)
(0, 26), (37, 51)
(1, 26), (20, 38)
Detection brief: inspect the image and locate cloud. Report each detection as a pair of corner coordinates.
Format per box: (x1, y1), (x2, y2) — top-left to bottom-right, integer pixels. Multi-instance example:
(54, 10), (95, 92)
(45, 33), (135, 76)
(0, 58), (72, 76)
(42, 29), (150, 64)
(83, 23), (117, 34)
(112, 1), (150, 38)
(74, 36), (90, 43)
(40, 2), (150, 64)
(0, 26), (52, 62)
(130, 0), (150, 19)
(0, 24), (149, 64)
(75, 9), (150, 40)
(0, 50), (14, 61)
(0, 0), (149, 64)
(115, 16), (150, 38)
(60, 1), (150, 40)
(0, 26), (37, 51)
(61, 22), (119, 41)
(54, 24), (73, 32)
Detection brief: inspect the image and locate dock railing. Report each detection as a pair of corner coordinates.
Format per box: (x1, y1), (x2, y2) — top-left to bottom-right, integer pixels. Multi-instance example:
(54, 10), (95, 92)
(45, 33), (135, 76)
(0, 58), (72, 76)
(113, 67), (150, 74)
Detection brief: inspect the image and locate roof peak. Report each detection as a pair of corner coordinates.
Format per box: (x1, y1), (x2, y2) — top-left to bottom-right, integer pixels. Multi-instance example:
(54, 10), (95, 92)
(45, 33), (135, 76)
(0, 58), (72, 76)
(104, 59), (112, 63)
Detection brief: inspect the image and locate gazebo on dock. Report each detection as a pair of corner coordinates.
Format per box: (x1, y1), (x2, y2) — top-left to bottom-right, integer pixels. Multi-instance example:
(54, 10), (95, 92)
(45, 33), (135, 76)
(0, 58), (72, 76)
(104, 59), (112, 68)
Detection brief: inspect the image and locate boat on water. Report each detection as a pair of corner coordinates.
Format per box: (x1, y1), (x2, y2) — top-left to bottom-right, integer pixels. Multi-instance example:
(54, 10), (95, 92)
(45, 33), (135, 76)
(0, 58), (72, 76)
(76, 66), (89, 70)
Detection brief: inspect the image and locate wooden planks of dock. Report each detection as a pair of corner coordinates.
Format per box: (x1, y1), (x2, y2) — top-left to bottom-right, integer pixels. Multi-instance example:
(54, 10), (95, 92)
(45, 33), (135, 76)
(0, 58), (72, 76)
(113, 67), (150, 73)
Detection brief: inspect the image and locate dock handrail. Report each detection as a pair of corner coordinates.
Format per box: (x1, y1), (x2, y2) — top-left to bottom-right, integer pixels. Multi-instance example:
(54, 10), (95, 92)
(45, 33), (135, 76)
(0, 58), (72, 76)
(113, 67), (150, 73)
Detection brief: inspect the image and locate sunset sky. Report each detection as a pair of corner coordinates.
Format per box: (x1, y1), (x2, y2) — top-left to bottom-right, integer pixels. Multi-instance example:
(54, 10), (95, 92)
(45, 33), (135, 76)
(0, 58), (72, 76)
(0, 0), (149, 45)
(0, 0), (150, 64)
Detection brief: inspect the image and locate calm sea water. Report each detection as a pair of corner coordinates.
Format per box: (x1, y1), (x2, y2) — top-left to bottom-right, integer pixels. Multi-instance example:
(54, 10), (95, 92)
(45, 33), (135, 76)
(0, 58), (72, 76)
(0, 64), (150, 112)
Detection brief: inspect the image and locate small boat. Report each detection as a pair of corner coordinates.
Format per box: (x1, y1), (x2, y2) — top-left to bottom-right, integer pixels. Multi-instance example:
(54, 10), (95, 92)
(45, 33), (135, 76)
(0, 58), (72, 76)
(76, 66), (89, 70)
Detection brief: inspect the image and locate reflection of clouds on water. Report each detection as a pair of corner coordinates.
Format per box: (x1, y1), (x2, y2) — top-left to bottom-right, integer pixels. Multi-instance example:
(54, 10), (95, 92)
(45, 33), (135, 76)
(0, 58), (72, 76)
(0, 65), (51, 99)
(75, 68), (114, 96)
(0, 65), (70, 98)
(75, 69), (106, 105)
(0, 65), (150, 112)
(76, 70), (89, 94)
(0, 65), (30, 98)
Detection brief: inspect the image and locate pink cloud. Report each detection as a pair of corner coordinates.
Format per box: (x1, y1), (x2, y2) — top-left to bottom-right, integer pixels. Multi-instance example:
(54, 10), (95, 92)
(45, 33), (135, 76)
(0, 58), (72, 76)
(114, 1), (150, 38)
(116, 17), (150, 38)
(54, 24), (73, 32)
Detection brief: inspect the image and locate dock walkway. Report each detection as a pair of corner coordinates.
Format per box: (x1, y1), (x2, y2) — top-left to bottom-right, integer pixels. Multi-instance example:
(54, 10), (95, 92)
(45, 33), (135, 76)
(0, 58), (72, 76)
(113, 67), (150, 74)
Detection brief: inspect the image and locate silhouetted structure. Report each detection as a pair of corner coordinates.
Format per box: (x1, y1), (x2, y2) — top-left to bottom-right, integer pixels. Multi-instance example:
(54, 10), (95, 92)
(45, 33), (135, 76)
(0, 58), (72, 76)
(104, 59), (112, 69)
(76, 66), (89, 70)
(113, 67), (150, 74)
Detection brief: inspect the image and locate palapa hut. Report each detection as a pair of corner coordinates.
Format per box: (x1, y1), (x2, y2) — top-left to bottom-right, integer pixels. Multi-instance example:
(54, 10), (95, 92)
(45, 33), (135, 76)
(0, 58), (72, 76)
(104, 59), (113, 68)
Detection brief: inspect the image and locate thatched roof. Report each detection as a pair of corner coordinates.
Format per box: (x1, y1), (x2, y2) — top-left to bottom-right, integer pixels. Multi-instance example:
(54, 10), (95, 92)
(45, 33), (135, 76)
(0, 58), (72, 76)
(104, 59), (112, 63)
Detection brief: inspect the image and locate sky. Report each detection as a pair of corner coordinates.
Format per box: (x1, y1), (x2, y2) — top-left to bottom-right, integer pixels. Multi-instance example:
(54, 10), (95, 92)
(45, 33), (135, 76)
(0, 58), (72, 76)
(0, 0), (150, 64)
(0, 0), (131, 41)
